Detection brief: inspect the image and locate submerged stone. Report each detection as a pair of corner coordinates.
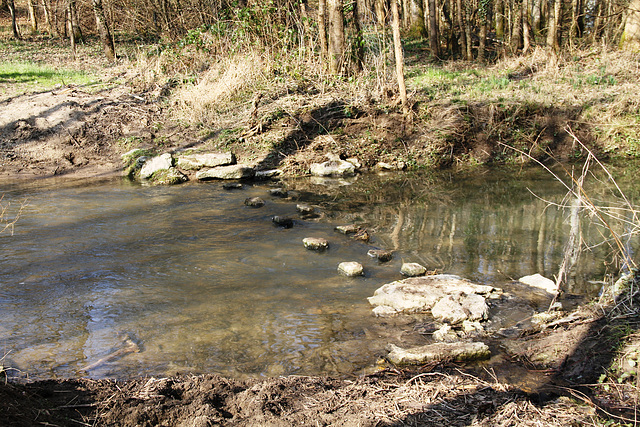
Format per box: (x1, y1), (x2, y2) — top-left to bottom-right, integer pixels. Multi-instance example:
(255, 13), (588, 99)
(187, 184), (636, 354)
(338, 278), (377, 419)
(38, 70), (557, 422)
(303, 237), (329, 251)
(338, 262), (364, 277)
(244, 197), (265, 208)
(223, 182), (243, 190)
(400, 262), (427, 277)
(335, 224), (361, 234)
(296, 204), (315, 215)
(272, 216), (294, 228)
(269, 188), (288, 198)
(385, 342), (490, 365)
(367, 249), (393, 262)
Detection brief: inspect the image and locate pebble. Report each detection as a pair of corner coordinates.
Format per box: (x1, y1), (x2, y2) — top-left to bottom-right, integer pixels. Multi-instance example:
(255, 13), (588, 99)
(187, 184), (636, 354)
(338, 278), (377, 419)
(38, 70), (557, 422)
(244, 197), (265, 207)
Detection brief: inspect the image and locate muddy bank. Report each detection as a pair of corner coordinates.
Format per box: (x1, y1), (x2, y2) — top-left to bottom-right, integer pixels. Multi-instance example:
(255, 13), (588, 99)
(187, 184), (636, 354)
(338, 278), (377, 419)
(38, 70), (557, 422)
(0, 368), (607, 427)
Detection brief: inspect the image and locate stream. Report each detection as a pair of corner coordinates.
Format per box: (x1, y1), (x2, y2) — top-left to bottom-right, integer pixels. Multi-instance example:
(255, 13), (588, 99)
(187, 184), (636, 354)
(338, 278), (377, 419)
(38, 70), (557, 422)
(0, 166), (637, 380)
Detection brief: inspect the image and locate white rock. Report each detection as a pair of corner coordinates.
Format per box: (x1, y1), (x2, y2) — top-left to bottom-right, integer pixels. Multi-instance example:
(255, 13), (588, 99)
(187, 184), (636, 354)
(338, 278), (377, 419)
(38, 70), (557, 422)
(372, 305), (398, 317)
(433, 324), (459, 342)
(400, 262), (427, 277)
(386, 342), (490, 365)
(303, 237), (329, 251)
(310, 159), (356, 177)
(461, 293), (489, 321)
(177, 152), (235, 170)
(196, 165), (255, 180)
(338, 262), (364, 277)
(432, 296), (468, 325)
(368, 275), (498, 314)
(140, 153), (173, 179)
(519, 273), (558, 294)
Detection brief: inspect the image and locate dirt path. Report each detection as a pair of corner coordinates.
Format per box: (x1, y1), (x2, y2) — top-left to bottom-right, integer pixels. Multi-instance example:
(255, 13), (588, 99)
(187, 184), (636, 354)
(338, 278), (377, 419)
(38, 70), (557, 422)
(0, 85), (165, 180)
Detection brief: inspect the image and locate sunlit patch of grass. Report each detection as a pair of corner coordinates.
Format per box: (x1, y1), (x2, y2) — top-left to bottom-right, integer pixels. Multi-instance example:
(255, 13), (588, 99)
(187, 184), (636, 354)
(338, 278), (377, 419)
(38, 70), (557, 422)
(0, 61), (99, 94)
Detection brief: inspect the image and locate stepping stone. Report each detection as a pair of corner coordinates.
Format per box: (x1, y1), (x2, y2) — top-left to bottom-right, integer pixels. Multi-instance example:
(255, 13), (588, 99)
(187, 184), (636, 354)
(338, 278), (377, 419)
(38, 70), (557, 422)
(303, 237), (329, 251)
(338, 262), (364, 277)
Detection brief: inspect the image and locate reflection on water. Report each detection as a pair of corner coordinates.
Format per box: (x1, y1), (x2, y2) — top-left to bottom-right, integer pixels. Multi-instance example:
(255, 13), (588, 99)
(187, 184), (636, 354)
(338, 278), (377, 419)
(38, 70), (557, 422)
(0, 168), (636, 379)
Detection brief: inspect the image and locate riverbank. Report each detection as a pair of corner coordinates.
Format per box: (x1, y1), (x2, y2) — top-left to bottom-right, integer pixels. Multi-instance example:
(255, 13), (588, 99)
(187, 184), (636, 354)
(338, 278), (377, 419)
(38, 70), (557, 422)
(2, 36), (640, 425)
(2, 37), (640, 180)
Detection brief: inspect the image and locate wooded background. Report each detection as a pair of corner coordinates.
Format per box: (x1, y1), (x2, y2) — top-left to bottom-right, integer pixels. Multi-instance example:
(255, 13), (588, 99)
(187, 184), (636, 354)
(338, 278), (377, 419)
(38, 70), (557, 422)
(2, 0), (639, 69)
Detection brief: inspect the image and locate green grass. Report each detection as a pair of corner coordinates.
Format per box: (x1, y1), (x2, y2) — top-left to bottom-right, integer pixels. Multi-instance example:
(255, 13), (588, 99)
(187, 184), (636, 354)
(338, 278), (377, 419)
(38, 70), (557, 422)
(0, 61), (99, 93)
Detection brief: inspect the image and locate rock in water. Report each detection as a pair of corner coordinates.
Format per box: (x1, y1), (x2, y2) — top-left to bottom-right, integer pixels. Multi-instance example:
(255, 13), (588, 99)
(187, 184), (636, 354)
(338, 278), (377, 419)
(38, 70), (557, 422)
(196, 165), (255, 180)
(431, 296), (468, 325)
(400, 262), (427, 277)
(385, 342), (490, 365)
(244, 197), (265, 208)
(140, 153), (173, 179)
(335, 224), (360, 234)
(519, 273), (557, 294)
(368, 275), (500, 315)
(367, 249), (393, 262)
(303, 237), (329, 251)
(269, 188), (288, 198)
(272, 216), (294, 228)
(338, 262), (364, 277)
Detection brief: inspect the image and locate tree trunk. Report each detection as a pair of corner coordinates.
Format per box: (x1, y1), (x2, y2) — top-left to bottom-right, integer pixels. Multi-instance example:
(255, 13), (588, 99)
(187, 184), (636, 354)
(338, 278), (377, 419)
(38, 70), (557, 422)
(68, 3), (77, 60)
(478, 2), (489, 62)
(531, 0), (542, 34)
(495, 0), (505, 39)
(427, 0), (439, 57)
(392, 0), (409, 115)
(409, 0), (427, 38)
(28, 0), (38, 33)
(352, 0), (365, 71)
(42, 0), (52, 34)
(328, 0), (345, 75)
(621, 0), (640, 50)
(523, 0), (532, 53)
(512, 0), (523, 52)
(7, 0), (20, 39)
(547, 0), (561, 51)
(464, 2), (473, 60)
(318, 0), (328, 63)
(375, 0), (387, 28)
(69, 0), (83, 42)
(92, 0), (116, 61)
(456, 0), (467, 59)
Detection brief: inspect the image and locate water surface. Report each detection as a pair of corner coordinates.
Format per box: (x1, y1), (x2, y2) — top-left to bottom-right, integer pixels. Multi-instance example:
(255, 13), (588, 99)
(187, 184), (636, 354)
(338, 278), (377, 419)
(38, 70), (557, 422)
(0, 168), (635, 379)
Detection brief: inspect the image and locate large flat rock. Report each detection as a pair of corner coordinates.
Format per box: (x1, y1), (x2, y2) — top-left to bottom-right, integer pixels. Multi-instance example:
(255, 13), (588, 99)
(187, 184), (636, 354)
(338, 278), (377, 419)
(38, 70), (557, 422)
(368, 274), (498, 315)
(196, 165), (255, 180)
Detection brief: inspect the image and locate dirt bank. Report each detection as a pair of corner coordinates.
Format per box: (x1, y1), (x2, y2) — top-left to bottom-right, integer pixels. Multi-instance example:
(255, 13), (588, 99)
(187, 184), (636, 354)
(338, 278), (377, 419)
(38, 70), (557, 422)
(0, 367), (613, 426)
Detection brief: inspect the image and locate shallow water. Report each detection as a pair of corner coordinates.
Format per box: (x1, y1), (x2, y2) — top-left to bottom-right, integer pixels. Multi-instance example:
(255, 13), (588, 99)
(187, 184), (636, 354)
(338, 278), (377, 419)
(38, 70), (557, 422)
(0, 168), (636, 379)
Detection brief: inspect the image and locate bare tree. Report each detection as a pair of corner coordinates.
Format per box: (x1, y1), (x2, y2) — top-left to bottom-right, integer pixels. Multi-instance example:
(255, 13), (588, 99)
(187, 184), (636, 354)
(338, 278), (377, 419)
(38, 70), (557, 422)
(328, 0), (345, 74)
(7, 0), (21, 39)
(391, 0), (408, 114)
(28, 0), (38, 33)
(427, 0), (440, 57)
(547, 0), (562, 51)
(621, 0), (640, 50)
(92, 0), (116, 61)
(318, 0), (328, 63)
(409, 0), (427, 37)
